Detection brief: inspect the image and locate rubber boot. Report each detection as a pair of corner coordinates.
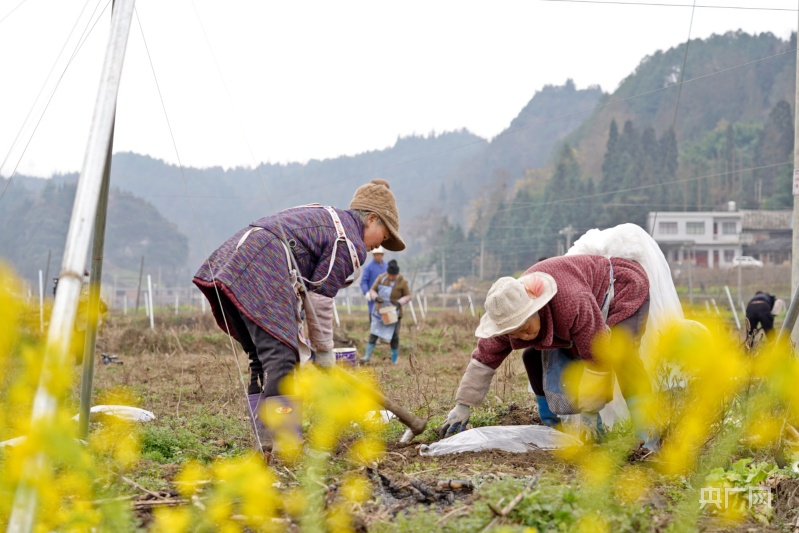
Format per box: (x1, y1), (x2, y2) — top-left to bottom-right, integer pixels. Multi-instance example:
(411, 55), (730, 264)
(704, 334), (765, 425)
(626, 395), (660, 452)
(535, 395), (562, 428)
(360, 342), (376, 363)
(247, 392), (272, 453)
(261, 395), (303, 457)
(390, 348), (399, 365)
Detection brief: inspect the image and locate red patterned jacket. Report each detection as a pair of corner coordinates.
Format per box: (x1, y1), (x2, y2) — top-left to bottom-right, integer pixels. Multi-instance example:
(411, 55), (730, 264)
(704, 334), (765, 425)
(472, 255), (649, 368)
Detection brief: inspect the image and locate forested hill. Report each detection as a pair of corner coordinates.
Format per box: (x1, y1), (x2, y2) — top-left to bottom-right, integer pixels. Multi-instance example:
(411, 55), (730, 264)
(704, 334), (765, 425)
(570, 30), (796, 180)
(440, 80), (604, 204)
(0, 179), (187, 285)
(6, 130), (485, 271)
(6, 77), (598, 276)
(464, 31), (798, 280)
(101, 130), (486, 268)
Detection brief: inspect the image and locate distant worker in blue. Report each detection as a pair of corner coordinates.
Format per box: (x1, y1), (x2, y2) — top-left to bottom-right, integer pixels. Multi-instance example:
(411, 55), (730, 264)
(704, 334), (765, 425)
(361, 245), (388, 315)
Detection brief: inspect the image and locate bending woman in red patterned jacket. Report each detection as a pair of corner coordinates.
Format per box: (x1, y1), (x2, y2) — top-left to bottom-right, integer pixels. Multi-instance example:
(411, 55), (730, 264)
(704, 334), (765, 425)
(193, 179), (404, 452)
(440, 254), (657, 452)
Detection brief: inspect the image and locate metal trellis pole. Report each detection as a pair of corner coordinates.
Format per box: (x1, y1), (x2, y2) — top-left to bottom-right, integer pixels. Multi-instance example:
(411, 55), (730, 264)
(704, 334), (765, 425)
(7, 1), (135, 530)
(78, 124), (114, 440)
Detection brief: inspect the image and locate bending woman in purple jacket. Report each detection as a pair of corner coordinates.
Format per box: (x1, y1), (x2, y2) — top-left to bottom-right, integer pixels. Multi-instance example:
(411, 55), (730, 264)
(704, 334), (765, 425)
(193, 179), (404, 452)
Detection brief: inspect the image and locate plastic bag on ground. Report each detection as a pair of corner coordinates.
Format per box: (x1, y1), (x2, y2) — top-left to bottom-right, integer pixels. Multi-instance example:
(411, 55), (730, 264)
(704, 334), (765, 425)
(419, 425), (582, 456)
(365, 409), (396, 424)
(70, 405), (156, 423)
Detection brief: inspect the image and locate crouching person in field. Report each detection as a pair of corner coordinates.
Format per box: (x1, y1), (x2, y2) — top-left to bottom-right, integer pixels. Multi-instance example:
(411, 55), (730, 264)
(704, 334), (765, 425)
(440, 254), (659, 454)
(745, 291), (784, 344)
(193, 179), (405, 455)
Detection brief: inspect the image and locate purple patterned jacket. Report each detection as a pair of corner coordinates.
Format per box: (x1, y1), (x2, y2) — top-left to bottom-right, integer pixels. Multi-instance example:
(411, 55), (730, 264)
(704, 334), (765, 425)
(193, 207), (366, 355)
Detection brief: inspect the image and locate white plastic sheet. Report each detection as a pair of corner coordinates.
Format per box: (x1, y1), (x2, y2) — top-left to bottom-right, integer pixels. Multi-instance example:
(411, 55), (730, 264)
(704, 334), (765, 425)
(70, 405), (156, 423)
(365, 409), (396, 424)
(419, 425), (582, 456)
(0, 436), (27, 448)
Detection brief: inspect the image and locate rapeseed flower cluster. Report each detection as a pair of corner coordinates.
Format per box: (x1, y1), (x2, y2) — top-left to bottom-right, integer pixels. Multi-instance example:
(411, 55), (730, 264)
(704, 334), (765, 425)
(157, 364), (386, 532)
(0, 265), (140, 529)
(2, 263), (389, 531)
(557, 311), (799, 528)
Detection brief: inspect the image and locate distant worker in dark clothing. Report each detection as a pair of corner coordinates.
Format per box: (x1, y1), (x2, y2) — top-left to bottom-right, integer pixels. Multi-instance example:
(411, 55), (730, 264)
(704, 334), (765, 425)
(745, 291), (783, 339)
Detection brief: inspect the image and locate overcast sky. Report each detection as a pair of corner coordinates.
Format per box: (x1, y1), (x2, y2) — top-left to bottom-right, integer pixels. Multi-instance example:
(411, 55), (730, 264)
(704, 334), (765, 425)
(0, 0), (795, 178)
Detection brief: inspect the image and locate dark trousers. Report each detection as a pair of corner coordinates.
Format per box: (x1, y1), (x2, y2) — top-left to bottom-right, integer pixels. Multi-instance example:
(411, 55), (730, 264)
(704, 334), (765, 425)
(368, 317), (401, 349)
(745, 301), (774, 336)
(522, 297), (652, 401)
(218, 293), (297, 398)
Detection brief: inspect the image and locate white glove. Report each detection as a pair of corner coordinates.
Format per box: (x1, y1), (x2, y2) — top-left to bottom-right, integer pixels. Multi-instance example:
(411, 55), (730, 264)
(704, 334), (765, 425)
(577, 367), (613, 413)
(364, 291), (373, 302)
(314, 351), (335, 368)
(580, 411), (606, 444)
(440, 403), (471, 438)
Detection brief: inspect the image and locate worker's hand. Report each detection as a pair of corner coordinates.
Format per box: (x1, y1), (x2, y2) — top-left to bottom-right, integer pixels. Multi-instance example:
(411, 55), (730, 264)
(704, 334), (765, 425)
(314, 351), (336, 368)
(577, 367), (613, 413)
(364, 291), (373, 302)
(375, 297), (384, 304)
(579, 411), (606, 444)
(440, 403), (471, 438)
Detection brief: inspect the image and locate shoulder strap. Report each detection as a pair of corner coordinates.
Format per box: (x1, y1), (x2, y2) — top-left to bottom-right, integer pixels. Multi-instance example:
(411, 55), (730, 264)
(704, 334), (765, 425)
(302, 206), (361, 287)
(599, 259), (615, 323)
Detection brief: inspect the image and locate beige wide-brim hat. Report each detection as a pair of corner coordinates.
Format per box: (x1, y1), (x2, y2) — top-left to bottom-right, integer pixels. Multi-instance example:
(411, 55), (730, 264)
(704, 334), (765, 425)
(475, 272), (557, 338)
(350, 178), (406, 252)
(371, 246), (386, 255)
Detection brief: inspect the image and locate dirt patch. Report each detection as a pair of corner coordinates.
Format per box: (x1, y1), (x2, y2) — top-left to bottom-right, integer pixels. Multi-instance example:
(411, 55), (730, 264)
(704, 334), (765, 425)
(381, 441), (570, 479)
(496, 403), (537, 426)
(774, 478), (799, 524)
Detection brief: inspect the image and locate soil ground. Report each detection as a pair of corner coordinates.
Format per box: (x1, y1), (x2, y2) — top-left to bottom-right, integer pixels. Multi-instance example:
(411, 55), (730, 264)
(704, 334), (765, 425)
(82, 309), (797, 531)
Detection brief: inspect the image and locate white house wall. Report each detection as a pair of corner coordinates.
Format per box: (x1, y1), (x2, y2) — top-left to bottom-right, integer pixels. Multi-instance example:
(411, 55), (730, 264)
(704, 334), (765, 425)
(646, 211), (743, 269)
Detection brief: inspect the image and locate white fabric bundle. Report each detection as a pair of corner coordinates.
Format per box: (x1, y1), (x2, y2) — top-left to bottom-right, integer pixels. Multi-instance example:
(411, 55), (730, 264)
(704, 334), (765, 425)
(566, 223), (687, 426)
(567, 222), (683, 362)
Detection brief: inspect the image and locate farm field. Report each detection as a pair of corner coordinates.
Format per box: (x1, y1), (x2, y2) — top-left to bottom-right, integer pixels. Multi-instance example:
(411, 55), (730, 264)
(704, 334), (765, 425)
(29, 299), (794, 532)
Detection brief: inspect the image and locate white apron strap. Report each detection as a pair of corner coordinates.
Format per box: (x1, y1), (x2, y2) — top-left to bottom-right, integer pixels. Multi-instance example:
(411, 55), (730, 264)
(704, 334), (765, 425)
(235, 227), (262, 250)
(299, 206), (361, 287)
(237, 205), (361, 283)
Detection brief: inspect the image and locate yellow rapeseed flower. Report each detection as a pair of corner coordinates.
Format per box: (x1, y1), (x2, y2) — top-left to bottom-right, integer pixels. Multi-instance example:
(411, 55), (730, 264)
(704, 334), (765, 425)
(283, 487), (307, 517)
(341, 474), (371, 504)
(326, 502), (353, 533)
(348, 436), (384, 465)
(575, 512), (610, 533)
(153, 506), (192, 533)
(614, 466), (651, 505)
(174, 460), (208, 498)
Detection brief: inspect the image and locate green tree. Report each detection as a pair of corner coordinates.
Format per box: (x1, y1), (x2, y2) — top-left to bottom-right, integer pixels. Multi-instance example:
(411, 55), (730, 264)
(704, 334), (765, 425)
(755, 100), (794, 208)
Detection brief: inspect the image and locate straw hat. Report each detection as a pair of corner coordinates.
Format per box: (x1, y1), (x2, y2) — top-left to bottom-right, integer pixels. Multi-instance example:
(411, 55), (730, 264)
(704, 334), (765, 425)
(475, 273), (557, 338)
(350, 179), (405, 252)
